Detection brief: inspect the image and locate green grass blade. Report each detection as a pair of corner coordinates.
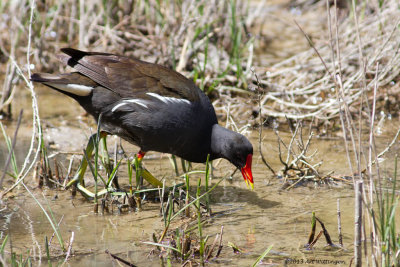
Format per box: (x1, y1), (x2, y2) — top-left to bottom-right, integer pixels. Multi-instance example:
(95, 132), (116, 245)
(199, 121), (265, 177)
(252, 245), (273, 267)
(142, 241), (180, 253)
(169, 177), (224, 222)
(22, 184), (64, 251)
(205, 154), (210, 214)
(106, 159), (122, 187)
(0, 234), (8, 255)
(0, 122), (19, 177)
(45, 236), (52, 267)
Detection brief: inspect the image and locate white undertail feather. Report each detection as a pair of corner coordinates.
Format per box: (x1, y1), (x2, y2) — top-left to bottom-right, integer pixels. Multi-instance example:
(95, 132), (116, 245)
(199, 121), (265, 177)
(45, 83), (94, 96)
(146, 92), (190, 105)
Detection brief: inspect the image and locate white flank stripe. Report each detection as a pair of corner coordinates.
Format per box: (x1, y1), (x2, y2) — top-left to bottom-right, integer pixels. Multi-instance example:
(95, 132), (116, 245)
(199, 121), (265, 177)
(111, 99), (149, 113)
(124, 99), (148, 108)
(147, 92), (190, 105)
(111, 102), (128, 112)
(46, 83), (94, 96)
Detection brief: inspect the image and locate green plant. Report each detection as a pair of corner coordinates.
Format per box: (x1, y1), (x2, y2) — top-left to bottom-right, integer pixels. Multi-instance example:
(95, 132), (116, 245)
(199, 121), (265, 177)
(0, 122), (19, 179)
(144, 168), (225, 264)
(374, 157), (400, 266)
(229, 0), (244, 85)
(252, 245), (273, 267)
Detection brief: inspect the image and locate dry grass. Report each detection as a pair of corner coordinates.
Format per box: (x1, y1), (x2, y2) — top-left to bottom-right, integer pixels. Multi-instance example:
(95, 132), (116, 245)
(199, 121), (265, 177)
(1, 0), (400, 265)
(1, 0), (399, 125)
(0, 0), (398, 188)
(0, 0), (252, 98)
(256, 0), (400, 121)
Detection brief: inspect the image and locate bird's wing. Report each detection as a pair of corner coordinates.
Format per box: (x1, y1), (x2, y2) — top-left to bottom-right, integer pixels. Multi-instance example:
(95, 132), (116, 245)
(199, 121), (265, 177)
(59, 48), (200, 103)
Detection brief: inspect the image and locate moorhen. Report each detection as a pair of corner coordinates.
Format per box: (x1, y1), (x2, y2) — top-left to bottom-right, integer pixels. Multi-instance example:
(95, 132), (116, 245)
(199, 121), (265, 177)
(31, 48), (254, 188)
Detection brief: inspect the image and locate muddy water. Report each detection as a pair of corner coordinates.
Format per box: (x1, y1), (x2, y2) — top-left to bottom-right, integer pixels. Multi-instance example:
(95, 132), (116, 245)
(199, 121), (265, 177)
(1, 1), (399, 265)
(1, 103), (399, 266)
(0, 66), (399, 267)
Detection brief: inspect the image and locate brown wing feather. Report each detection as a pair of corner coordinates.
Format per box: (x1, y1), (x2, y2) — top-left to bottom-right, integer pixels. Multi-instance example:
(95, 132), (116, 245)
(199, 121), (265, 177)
(31, 72), (97, 87)
(58, 49), (114, 90)
(59, 48), (200, 102)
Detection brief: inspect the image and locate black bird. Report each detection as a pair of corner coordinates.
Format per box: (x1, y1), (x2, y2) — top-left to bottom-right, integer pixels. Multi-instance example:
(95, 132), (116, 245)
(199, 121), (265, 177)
(31, 48), (254, 188)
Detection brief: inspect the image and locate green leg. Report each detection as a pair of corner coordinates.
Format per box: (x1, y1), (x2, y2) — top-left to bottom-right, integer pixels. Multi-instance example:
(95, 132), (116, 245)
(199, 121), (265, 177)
(66, 134), (163, 189)
(141, 168), (163, 188)
(66, 132), (108, 188)
(136, 151), (163, 188)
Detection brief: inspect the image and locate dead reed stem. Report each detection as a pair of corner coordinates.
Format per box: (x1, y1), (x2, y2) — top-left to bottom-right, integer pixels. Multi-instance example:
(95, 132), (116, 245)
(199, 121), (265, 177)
(64, 231), (74, 262)
(354, 180), (363, 267)
(255, 71), (276, 175)
(259, 0), (400, 121)
(2, 0), (43, 197)
(337, 198), (343, 247)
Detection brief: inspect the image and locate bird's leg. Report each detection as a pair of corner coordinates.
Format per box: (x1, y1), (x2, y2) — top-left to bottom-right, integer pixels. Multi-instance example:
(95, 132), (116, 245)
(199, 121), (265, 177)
(66, 131), (108, 188)
(134, 150), (163, 188)
(132, 150), (163, 211)
(67, 135), (163, 194)
(100, 135), (120, 190)
(134, 150), (146, 190)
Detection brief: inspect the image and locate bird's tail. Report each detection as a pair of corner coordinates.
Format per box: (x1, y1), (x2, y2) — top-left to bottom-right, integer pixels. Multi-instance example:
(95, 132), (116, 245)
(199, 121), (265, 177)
(30, 72), (95, 97)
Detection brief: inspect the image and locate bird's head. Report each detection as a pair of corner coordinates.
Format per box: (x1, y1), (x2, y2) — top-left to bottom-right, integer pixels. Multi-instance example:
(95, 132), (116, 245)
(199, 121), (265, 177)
(211, 125), (254, 189)
(228, 135), (253, 189)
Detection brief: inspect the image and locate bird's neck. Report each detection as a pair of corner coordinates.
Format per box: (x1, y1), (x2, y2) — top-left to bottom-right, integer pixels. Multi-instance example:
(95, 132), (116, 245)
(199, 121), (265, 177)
(209, 124), (234, 161)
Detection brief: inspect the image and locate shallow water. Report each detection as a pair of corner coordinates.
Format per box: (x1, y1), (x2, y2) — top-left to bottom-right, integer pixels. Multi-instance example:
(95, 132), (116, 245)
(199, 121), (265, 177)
(1, 53), (399, 267)
(1, 110), (399, 266)
(1, 1), (399, 265)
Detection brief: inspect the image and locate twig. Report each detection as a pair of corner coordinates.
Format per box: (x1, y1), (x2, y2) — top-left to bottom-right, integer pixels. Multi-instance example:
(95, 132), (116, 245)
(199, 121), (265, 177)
(206, 233), (220, 260)
(254, 70), (276, 175)
(337, 199), (343, 247)
(299, 159), (320, 178)
(49, 215), (65, 246)
(285, 121), (301, 166)
(274, 130), (290, 172)
(354, 181), (363, 267)
(64, 231), (75, 262)
(64, 155), (76, 187)
(287, 132), (314, 169)
(215, 225), (224, 258)
(105, 249), (137, 267)
(315, 217), (334, 246)
(308, 230), (323, 249)
(293, 19), (333, 81)
(362, 127), (400, 173)
(285, 175), (306, 191)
